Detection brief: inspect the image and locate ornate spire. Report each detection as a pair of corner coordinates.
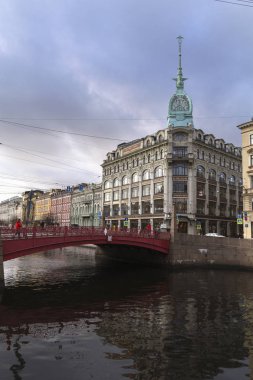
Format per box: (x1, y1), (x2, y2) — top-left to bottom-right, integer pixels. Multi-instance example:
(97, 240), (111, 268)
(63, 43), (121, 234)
(174, 35), (187, 90)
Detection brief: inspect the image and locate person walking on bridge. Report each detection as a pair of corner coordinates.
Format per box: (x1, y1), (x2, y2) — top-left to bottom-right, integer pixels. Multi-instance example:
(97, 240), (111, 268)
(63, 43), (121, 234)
(15, 218), (22, 238)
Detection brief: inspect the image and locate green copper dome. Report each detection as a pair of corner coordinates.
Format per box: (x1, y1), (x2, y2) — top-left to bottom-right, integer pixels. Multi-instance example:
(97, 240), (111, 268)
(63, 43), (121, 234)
(167, 36), (193, 128)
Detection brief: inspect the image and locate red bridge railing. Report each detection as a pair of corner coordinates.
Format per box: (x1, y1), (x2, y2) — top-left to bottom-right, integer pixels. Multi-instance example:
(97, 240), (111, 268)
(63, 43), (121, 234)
(0, 226), (170, 241)
(0, 227), (170, 261)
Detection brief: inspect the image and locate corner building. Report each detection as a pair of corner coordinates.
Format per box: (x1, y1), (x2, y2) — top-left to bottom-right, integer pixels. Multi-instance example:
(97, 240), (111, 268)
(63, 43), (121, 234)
(101, 37), (242, 236)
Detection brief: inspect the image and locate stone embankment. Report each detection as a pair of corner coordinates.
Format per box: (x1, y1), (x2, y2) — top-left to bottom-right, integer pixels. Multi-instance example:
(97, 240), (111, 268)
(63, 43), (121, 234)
(0, 239), (4, 288)
(170, 234), (253, 269)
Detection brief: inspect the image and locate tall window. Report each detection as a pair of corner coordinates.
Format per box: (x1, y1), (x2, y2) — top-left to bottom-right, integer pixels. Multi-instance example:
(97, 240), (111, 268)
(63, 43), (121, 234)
(113, 178), (119, 187)
(154, 182), (164, 194)
(250, 155), (253, 167)
(154, 166), (164, 178)
(131, 187), (139, 197)
(122, 176), (128, 185)
(142, 185), (150, 196)
(104, 181), (111, 189)
(122, 189), (128, 199)
(104, 193), (111, 202)
(173, 132), (188, 141)
(219, 172), (226, 184)
(173, 182), (187, 193)
(173, 147), (187, 157)
(142, 170), (150, 180)
(174, 199), (187, 213)
(173, 163), (188, 176)
(250, 135), (253, 145)
(209, 169), (216, 181)
(229, 175), (235, 185)
(113, 191), (119, 201)
(132, 173), (139, 183)
(197, 165), (205, 178)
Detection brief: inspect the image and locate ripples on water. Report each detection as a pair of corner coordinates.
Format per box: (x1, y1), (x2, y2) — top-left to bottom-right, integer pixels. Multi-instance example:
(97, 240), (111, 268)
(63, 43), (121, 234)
(0, 246), (253, 379)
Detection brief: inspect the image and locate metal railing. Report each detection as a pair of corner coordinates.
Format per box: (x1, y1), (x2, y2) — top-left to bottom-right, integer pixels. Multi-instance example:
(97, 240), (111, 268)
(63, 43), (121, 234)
(0, 226), (170, 241)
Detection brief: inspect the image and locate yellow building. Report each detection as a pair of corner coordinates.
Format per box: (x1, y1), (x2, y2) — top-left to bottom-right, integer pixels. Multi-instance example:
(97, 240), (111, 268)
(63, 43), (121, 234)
(34, 192), (52, 225)
(238, 120), (253, 238)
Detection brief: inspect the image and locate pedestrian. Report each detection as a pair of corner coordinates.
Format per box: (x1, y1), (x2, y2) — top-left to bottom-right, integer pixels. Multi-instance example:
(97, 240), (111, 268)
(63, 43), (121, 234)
(15, 218), (22, 238)
(146, 223), (151, 237)
(104, 226), (108, 236)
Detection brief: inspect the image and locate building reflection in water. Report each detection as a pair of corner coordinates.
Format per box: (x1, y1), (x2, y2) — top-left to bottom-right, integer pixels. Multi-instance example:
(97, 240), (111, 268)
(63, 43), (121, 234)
(0, 248), (253, 379)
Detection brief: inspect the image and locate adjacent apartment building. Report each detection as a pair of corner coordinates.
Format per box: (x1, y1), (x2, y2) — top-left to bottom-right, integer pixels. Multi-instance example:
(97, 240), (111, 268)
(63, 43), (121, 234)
(238, 120), (253, 238)
(101, 37), (243, 236)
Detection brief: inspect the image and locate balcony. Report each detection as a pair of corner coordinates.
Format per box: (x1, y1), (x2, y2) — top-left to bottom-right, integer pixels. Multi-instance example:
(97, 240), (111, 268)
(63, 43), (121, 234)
(167, 152), (194, 164)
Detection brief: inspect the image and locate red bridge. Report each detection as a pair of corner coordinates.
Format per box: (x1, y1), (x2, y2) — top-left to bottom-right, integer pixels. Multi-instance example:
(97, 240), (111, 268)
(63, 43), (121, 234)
(0, 227), (170, 261)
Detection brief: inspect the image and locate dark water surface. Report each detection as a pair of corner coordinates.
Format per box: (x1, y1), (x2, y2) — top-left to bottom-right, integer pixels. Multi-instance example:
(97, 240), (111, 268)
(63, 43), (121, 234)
(1, 246), (253, 380)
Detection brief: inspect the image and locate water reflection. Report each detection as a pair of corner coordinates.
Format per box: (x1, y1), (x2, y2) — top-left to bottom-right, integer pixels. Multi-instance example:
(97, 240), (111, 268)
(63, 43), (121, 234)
(0, 246), (253, 379)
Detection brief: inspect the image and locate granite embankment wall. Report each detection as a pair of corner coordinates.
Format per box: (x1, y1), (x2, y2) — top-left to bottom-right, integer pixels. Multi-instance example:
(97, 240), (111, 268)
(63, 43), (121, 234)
(170, 234), (253, 269)
(0, 239), (4, 288)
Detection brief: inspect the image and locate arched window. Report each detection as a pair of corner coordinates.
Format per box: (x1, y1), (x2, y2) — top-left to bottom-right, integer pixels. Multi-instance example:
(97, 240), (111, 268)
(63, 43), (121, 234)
(158, 134), (164, 142)
(113, 178), (119, 187)
(197, 165), (205, 178)
(209, 169), (216, 181)
(229, 175), (235, 185)
(154, 166), (164, 178)
(173, 132), (188, 141)
(122, 176), (128, 186)
(219, 172), (226, 183)
(104, 180), (111, 189)
(142, 169), (150, 180)
(132, 172), (139, 183)
(146, 139), (151, 147)
(160, 149), (164, 159)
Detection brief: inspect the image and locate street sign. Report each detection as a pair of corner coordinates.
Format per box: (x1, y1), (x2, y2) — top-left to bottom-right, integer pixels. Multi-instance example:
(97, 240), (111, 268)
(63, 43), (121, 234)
(237, 218), (243, 225)
(124, 221), (129, 227)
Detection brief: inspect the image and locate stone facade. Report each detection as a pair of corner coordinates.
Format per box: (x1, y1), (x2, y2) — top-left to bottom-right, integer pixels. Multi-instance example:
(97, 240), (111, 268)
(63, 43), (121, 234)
(101, 37), (242, 236)
(238, 120), (253, 238)
(0, 196), (22, 226)
(70, 183), (102, 227)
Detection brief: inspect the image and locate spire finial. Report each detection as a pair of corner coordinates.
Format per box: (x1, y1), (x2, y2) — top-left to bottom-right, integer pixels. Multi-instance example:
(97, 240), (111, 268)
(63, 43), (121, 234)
(174, 35), (187, 90)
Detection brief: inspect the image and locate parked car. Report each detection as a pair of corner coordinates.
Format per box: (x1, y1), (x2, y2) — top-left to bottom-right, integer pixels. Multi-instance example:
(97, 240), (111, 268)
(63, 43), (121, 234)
(205, 233), (225, 238)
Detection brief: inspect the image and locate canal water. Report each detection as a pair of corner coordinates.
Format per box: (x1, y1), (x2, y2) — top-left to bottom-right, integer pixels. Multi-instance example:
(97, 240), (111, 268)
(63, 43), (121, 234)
(0, 246), (253, 380)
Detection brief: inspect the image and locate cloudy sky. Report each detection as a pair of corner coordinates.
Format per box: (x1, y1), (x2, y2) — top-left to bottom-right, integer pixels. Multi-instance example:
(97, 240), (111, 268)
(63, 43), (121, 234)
(0, 0), (252, 201)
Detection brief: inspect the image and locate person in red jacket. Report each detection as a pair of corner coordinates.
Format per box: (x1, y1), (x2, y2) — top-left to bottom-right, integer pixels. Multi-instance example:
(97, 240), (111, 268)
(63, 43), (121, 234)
(15, 219), (22, 238)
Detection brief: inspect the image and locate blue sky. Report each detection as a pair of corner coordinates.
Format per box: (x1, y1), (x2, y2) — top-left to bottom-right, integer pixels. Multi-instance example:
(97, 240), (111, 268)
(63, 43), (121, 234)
(0, 0), (252, 201)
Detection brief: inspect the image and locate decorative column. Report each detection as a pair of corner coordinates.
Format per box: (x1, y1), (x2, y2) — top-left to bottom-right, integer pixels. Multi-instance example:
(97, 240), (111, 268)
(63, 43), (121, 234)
(187, 166), (195, 235)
